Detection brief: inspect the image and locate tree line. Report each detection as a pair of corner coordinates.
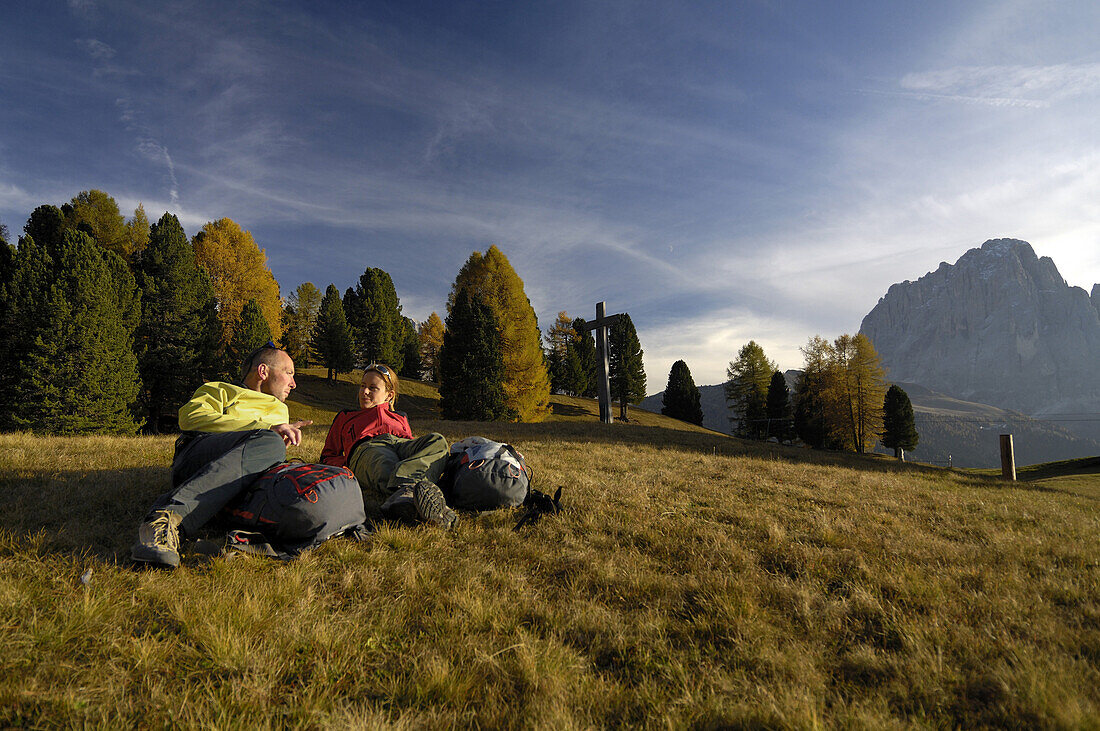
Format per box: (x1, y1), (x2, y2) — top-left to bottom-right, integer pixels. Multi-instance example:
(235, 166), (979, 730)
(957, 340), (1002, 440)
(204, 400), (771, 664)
(0, 193), (653, 433)
(656, 336), (919, 458)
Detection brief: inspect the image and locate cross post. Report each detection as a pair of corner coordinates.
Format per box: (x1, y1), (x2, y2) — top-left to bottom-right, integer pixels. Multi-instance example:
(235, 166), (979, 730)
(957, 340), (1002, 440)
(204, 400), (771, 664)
(584, 301), (623, 424)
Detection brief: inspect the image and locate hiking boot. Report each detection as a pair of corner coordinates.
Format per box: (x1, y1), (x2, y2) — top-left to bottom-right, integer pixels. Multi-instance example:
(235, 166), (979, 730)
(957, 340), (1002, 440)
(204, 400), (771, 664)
(380, 485), (419, 524)
(131, 510), (183, 568)
(414, 480), (458, 530)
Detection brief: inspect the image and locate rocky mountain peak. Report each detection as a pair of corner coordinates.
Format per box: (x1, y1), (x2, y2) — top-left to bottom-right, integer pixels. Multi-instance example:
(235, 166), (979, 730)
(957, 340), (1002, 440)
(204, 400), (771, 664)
(860, 238), (1100, 417)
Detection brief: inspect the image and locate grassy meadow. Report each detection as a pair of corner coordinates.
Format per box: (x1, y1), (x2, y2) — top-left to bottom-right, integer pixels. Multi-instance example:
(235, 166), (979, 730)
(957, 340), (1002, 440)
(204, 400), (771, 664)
(1, 370), (1098, 727)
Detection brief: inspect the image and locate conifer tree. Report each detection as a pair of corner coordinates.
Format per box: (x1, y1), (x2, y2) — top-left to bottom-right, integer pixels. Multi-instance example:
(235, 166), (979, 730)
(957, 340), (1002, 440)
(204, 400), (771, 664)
(565, 317), (597, 397)
(226, 299), (274, 380)
(132, 212), (221, 432)
(5, 222), (141, 433)
(725, 340), (776, 439)
(125, 204), (151, 258)
(418, 312), (445, 382)
(661, 359), (703, 425)
(0, 221), (16, 411)
(192, 217), (283, 347)
(609, 313), (646, 421)
(64, 189), (129, 257)
(832, 333), (887, 453)
(794, 336), (837, 449)
(765, 370), (795, 442)
(449, 246), (550, 422)
(398, 316), (422, 378)
(280, 282), (322, 368)
(881, 384), (919, 459)
(313, 284), (354, 382)
(545, 311), (575, 393)
(343, 267), (405, 370)
(439, 289), (512, 421)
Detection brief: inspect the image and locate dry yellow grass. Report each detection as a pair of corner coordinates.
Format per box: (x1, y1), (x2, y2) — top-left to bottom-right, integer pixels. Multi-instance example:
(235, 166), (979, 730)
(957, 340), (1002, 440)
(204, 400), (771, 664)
(1, 375), (1098, 726)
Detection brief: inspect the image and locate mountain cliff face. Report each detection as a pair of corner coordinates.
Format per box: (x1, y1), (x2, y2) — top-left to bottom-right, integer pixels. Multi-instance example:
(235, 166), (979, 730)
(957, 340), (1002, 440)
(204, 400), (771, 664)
(860, 239), (1100, 417)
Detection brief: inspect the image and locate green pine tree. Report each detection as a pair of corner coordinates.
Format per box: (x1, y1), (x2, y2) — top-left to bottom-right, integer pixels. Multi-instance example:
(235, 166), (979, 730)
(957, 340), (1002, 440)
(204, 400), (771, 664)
(439, 289), (513, 421)
(132, 212), (222, 432)
(765, 370), (795, 442)
(279, 282), (322, 368)
(566, 317), (597, 397)
(609, 313), (646, 421)
(726, 340), (776, 440)
(313, 284), (355, 382)
(661, 360), (703, 425)
(881, 384), (920, 459)
(399, 316), (422, 379)
(226, 299), (274, 381)
(6, 223), (141, 433)
(343, 267), (405, 371)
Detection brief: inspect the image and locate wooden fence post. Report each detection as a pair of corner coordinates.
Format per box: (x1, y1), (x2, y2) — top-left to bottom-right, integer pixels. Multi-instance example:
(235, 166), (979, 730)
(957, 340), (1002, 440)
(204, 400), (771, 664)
(999, 434), (1016, 481)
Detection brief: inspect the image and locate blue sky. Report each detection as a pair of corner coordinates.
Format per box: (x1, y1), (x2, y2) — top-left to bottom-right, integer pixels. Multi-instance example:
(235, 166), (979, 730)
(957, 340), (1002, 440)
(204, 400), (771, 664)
(2, 0), (1098, 390)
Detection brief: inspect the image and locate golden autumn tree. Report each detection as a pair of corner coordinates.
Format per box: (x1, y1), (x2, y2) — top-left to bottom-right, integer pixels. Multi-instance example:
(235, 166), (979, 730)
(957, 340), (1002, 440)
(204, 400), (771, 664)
(418, 312), (445, 382)
(191, 218), (283, 348)
(125, 203), (151, 258)
(831, 332), (888, 453)
(449, 245), (550, 422)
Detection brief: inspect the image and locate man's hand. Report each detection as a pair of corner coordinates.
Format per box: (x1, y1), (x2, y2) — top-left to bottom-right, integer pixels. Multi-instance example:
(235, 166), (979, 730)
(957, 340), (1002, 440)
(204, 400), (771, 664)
(271, 420), (313, 446)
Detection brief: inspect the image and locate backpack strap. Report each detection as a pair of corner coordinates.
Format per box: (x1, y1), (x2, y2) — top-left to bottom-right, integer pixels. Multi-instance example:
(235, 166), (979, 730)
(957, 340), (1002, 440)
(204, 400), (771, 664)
(513, 486), (563, 531)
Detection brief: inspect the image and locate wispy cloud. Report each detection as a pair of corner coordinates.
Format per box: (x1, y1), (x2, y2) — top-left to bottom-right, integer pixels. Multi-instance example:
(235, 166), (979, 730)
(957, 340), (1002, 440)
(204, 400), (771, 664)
(897, 63), (1100, 107)
(76, 38), (114, 61)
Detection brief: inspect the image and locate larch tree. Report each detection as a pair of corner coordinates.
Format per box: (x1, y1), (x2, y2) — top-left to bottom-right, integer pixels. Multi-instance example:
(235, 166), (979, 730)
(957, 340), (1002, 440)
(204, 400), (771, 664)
(132, 212), (221, 432)
(418, 312), (445, 383)
(608, 313), (646, 421)
(64, 189), (129, 258)
(313, 284), (355, 382)
(125, 203), (151, 258)
(765, 370), (795, 442)
(881, 384), (919, 459)
(831, 333), (887, 453)
(438, 288), (512, 421)
(725, 340), (776, 439)
(343, 267), (405, 371)
(449, 246), (550, 422)
(191, 217), (283, 350)
(4, 214), (141, 433)
(661, 359), (703, 425)
(280, 282), (322, 368)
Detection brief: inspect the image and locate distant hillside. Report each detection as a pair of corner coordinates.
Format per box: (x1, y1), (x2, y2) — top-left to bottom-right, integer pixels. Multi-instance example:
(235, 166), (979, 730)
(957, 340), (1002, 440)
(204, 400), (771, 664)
(288, 368), (718, 435)
(895, 382), (1100, 468)
(641, 377), (1100, 468)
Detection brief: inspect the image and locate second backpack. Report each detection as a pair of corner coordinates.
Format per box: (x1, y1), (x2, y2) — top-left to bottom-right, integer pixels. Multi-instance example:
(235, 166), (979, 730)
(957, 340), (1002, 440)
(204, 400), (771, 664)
(442, 436), (531, 511)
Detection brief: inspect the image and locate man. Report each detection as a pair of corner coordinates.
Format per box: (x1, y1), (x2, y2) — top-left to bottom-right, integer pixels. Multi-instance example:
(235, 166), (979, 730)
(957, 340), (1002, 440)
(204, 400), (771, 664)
(131, 344), (312, 568)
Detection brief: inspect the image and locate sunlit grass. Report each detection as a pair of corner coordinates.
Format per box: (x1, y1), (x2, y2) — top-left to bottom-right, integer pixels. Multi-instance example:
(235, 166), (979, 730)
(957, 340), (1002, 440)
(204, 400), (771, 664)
(1, 382), (1098, 726)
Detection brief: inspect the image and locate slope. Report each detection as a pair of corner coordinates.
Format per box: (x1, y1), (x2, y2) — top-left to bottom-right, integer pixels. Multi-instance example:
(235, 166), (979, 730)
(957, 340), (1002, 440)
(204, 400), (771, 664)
(0, 387), (1098, 726)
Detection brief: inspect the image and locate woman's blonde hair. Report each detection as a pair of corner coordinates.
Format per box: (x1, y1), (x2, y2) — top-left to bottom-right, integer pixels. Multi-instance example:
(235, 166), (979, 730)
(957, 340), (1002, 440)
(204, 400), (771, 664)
(363, 363), (398, 406)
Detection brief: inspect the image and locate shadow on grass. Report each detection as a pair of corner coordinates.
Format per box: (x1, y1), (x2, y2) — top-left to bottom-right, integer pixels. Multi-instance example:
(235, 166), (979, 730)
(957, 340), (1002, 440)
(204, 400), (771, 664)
(0, 462), (427, 565)
(0, 465), (170, 563)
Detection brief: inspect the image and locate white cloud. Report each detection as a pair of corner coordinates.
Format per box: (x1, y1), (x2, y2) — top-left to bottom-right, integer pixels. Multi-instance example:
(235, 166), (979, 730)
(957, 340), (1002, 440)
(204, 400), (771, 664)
(641, 307), (811, 390)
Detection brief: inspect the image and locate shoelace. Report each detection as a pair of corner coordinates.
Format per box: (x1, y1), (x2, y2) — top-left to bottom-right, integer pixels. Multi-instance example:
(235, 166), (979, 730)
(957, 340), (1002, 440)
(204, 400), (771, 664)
(152, 513), (180, 550)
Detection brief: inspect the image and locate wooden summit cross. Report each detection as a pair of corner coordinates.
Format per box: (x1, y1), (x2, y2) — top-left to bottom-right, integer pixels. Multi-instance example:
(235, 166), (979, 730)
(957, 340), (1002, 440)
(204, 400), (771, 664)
(584, 301), (623, 425)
